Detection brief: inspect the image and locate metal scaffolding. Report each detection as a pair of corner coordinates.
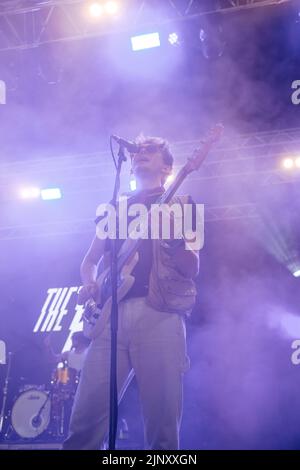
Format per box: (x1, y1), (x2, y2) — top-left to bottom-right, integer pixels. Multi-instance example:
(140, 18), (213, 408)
(0, 126), (299, 239)
(1, 126), (300, 195)
(0, 0), (293, 52)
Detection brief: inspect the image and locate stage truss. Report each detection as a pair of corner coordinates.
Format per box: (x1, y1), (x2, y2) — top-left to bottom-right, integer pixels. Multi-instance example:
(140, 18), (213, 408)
(0, 126), (299, 240)
(0, 0), (293, 52)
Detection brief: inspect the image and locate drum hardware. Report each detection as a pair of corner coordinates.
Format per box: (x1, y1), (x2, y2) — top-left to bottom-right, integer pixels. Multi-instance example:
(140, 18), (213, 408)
(52, 361), (71, 386)
(4, 365), (80, 441)
(1, 348), (81, 442)
(0, 352), (12, 435)
(49, 364), (80, 437)
(31, 390), (51, 432)
(19, 384), (45, 393)
(50, 389), (68, 438)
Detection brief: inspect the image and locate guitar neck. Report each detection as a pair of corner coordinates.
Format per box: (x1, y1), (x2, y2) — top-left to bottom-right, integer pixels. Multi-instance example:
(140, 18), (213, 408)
(159, 167), (188, 205)
(117, 166), (189, 272)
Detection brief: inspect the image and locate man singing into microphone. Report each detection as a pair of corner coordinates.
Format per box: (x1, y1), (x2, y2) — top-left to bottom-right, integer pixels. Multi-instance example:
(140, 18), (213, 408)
(63, 135), (200, 450)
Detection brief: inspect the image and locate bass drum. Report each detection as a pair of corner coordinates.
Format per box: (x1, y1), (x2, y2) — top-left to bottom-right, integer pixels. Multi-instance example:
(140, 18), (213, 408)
(11, 388), (51, 438)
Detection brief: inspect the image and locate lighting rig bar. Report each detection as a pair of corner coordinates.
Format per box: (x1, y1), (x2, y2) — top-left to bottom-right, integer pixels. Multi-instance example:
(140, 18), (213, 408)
(0, 0), (292, 52)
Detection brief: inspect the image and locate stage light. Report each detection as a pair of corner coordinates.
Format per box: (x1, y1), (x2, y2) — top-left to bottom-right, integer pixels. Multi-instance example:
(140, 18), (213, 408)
(104, 1), (119, 15)
(41, 188), (62, 200)
(20, 187), (40, 199)
(199, 24), (226, 60)
(130, 179), (137, 191)
(131, 32), (160, 51)
(282, 158), (294, 169)
(168, 32), (179, 46)
(88, 2), (104, 18)
(293, 269), (300, 278)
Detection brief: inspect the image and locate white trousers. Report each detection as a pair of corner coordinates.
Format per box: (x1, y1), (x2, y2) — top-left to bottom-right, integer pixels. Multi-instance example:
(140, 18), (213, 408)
(63, 297), (189, 450)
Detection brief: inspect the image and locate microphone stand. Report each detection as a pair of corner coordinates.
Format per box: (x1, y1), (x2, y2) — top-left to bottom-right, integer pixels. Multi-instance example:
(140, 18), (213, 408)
(31, 390), (51, 433)
(108, 143), (127, 450)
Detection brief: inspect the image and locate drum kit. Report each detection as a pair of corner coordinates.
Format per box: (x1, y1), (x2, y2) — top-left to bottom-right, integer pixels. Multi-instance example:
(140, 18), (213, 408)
(1, 361), (79, 442)
(0, 340), (132, 447)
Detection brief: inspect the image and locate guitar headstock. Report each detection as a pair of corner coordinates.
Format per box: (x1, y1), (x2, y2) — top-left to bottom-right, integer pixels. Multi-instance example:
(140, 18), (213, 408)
(185, 123), (224, 174)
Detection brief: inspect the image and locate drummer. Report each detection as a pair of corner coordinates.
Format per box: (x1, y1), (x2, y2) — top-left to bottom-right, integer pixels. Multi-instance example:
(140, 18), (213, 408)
(45, 331), (91, 378)
(62, 332), (91, 375)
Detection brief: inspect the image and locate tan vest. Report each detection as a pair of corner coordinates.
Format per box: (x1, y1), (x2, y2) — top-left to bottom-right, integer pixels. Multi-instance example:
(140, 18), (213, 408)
(100, 195), (198, 315)
(146, 195), (198, 315)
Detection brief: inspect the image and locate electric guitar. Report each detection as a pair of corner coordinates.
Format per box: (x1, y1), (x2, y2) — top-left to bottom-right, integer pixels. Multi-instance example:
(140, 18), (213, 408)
(82, 124), (224, 338)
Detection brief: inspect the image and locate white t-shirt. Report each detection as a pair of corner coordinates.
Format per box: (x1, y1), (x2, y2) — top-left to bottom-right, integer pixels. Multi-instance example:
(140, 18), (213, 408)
(67, 349), (86, 372)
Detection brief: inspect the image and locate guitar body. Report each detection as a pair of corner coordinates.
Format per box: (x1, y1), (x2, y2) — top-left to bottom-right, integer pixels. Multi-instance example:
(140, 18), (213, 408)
(83, 252), (139, 339)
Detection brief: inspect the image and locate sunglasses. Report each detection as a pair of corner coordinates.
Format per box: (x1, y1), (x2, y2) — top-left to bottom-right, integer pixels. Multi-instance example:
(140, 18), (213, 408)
(130, 144), (162, 157)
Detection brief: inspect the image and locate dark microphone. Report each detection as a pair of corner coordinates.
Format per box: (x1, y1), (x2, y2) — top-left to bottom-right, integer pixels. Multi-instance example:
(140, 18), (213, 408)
(111, 135), (140, 153)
